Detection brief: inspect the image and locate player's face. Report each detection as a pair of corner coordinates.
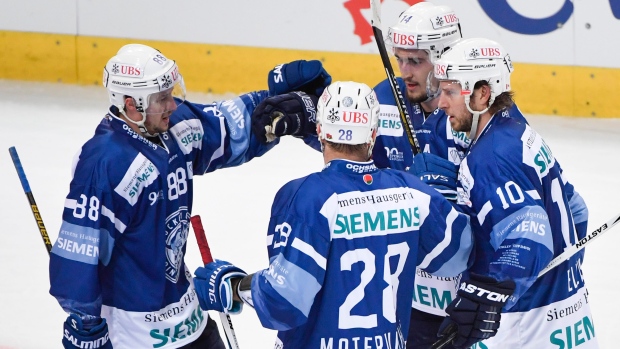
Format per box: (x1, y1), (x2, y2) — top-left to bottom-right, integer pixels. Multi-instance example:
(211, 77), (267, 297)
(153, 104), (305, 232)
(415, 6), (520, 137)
(437, 81), (472, 132)
(393, 48), (433, 103)
(144, 89), (178, 134)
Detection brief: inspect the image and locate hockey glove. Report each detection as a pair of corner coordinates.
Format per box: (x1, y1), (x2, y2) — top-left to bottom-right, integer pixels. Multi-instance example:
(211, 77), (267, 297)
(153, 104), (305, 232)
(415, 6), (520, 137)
(408, 153), (458, 201)
(268, 59), (332, 97)
(437, 274), (516, 349)
(251, 91), (319, 143)
(194, 260), (247, 314)
(62, 313), (113, 349)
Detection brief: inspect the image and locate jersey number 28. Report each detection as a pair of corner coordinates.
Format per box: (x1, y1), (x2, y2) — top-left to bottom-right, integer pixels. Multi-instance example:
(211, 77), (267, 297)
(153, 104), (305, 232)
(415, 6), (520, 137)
(339, 242), (410, 329)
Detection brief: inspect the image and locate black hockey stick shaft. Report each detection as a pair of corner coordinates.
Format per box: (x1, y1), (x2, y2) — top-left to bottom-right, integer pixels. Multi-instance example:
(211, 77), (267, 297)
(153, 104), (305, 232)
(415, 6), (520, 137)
(432, 212), (620, 349)
(190, 215), (241, 349)
(9, 146), (52, 255)
(370, 0), (420, 155)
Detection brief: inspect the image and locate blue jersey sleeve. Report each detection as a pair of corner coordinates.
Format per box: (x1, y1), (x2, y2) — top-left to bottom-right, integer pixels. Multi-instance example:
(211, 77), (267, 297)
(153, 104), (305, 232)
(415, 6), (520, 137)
(251, 178), (329, 331)
(168, 91), (278, 175)
(49, 146), (133, 316)
(412, 182), (473, 277)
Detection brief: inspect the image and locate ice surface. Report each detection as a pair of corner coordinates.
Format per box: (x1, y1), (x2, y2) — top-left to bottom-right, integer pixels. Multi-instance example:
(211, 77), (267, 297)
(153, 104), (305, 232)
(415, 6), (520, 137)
(0, 80), (618, 348)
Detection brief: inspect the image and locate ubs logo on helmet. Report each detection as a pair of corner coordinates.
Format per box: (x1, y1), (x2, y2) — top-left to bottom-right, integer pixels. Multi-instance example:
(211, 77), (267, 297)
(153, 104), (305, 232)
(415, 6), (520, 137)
(112, 63), (142, 76)
(435, 64), (448, 78)
(434, 13), (459, 28)
(342, 111), (369, 124)
(391, 32), (416, 47)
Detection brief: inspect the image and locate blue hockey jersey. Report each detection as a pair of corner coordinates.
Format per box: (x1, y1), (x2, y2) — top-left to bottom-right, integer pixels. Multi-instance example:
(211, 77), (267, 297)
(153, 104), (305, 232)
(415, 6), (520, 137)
(49, 92), (276, 348)
(373, 77), (528, 317)
(456, 114), (596, 348)
(249, 159), (473, 349)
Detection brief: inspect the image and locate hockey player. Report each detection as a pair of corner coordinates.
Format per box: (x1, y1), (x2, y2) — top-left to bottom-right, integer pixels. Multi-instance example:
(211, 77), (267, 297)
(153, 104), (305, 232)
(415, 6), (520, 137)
(432, 38), (595, 348)
(373, 6), (468, 347)
(249, 5), (526, 348)
(192, 81), (478, 349)
(48, 44), (320, 349)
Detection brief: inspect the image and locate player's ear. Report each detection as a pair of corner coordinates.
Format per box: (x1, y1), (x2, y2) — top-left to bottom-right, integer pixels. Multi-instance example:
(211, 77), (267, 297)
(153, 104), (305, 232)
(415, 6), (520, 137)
(481, 85), (492, 105)
(124, 96), (136, 111)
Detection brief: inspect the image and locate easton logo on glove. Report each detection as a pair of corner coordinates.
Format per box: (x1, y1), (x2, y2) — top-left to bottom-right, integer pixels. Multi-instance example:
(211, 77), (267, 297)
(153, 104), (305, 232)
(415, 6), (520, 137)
(459, 281), (511, 303)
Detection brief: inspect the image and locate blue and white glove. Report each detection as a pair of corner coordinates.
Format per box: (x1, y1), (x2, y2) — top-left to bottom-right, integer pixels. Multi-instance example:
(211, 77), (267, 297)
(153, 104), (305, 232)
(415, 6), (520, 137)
(251, 91), (319, 143)
(438, 274), (516, 349)
(268, 59), (332, 97)
(62, 313), (113, 349)
(194, 260), (247, 314)
(408, 153), (458, 200)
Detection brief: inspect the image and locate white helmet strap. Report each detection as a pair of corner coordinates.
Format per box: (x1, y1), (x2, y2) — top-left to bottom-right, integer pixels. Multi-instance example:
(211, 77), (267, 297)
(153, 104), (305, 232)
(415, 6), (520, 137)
(464, 94), (492, 141)
(118, 104), (158, 137)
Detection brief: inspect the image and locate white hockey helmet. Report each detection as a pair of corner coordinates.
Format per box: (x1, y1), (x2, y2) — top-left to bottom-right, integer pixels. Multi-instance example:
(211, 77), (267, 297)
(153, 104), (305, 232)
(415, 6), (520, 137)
(387, 2), (462, 61)
(317, 81), (380, 149)
(432, 38), (514, 136)
(103, 44), (186, 135)
(433, 38), (513, 106)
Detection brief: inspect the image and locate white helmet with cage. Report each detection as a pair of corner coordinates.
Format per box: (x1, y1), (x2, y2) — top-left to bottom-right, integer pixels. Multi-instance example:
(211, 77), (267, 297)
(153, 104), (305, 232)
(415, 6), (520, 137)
(432, 37), (514, 136)
(102, 44), (186, 136)
(317, 81), (380, 155)
(387, 2), (462, 61)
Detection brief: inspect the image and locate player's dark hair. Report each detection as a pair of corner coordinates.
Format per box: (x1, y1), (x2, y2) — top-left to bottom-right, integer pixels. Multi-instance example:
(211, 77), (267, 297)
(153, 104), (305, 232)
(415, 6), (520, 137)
(324, 140), (369, 158)
(474, 81), (515, 116)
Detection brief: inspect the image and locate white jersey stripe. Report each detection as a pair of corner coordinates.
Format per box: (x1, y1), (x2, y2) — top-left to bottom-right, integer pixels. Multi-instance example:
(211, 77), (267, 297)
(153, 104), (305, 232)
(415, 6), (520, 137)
(477, 200), (493, 226)
(101, 205), (127, 234)
(418, 208), (457, 269)
(292, 237), (327, 270)
(526, 190), (541, 200)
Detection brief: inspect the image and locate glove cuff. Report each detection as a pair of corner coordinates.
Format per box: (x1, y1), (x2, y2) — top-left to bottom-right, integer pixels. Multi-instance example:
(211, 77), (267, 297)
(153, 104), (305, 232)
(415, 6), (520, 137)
(220, 271), (247, 314)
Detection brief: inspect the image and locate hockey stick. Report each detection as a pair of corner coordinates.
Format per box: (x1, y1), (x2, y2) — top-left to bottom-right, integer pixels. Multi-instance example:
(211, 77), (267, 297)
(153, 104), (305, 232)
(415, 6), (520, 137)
(538, 212), (620, 276)
(9, 146), (52, 255)
(190, 215), (241, 349)
(431, 212), (620, 349)
(370, 0), (420, 154)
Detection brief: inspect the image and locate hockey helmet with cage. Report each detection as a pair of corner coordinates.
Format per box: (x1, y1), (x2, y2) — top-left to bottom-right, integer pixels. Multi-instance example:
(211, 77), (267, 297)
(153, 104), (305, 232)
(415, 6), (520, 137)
(102, 44), (186, 135)
(387, 2), (462, 62)
(431, 37), (514, 137)
(317, 81), (380, 153)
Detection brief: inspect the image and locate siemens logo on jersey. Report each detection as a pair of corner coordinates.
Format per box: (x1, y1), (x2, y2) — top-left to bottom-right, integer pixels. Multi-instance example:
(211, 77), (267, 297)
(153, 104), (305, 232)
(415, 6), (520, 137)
(115, 154), (160, 206)
(377, 105), (403, 137)
(333, 207), (420, 237)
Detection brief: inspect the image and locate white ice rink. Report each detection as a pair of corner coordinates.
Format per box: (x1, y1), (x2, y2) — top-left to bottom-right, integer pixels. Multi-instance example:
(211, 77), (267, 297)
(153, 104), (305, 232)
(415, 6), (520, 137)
(0, 80), (618, 348)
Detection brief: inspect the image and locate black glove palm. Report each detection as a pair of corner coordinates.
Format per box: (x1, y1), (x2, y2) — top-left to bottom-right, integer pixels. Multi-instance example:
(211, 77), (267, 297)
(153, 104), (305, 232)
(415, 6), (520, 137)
(251, 91), (318, 143)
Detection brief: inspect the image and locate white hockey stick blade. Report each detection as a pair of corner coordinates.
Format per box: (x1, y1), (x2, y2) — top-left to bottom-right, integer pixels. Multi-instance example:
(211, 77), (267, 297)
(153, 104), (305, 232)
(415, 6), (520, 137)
(370, 0), (381, 28)
(538, 212), (620, 277)
(219, 312), (240, 349)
